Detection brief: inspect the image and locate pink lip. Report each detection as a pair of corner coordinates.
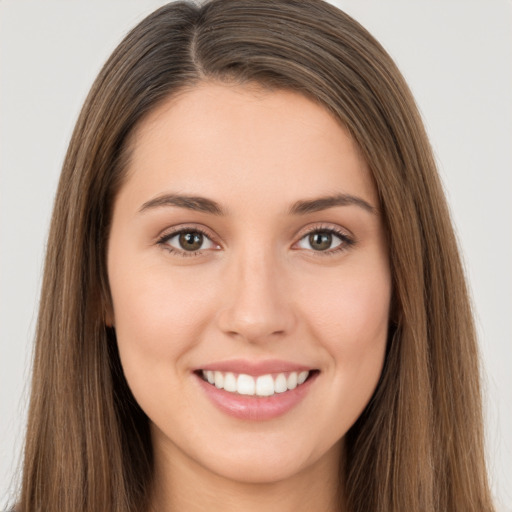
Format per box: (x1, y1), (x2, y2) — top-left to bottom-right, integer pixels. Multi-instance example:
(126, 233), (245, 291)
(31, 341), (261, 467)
(198, 358), (312, 376)
(194, 362), (319, 421)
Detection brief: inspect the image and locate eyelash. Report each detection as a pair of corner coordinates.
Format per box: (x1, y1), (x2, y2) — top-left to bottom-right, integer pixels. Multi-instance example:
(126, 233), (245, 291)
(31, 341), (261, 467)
(157, 226), (214, 258)
(156, 225), (355, 258)
(296, 225), (355, 257)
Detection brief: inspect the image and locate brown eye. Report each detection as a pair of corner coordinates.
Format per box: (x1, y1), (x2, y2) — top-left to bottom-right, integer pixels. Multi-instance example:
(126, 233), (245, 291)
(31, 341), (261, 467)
(161, 229), (218, 255)
(179, 232), (204, 251)
(308, 232), (333, 251)
(296, 228), (351, 254)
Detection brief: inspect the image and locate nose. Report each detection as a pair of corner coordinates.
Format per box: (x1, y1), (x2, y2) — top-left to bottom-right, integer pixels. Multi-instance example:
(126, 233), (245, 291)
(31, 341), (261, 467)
(216, 247), (296, 344)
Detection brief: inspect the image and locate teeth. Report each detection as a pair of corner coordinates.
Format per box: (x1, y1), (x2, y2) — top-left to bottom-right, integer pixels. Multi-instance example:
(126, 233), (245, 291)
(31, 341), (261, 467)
(287, 372), (297, 390)
(223, 372), (237, 392)
(201, 370), (311, 396)
(214, 371), (224, 389)
(274, 373), (288, 393)
(256, 375), (274, 396)
(237, 374), (255, 395)
(297, 370), (309, 385)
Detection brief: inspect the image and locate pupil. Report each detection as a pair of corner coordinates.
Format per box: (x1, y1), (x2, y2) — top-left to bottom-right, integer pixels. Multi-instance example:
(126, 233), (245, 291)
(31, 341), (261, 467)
(179, 232), (203, 251)
(310, 232), (332, 251)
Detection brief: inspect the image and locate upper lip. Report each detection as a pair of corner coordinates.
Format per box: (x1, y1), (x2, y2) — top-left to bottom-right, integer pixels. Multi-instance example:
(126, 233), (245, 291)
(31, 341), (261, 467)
(197, 359), (315, 376)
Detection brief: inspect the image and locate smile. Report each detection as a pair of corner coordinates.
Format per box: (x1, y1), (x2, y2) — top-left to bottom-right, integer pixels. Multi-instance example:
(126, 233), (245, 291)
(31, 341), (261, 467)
(200, 370), (310, 397)
(195, 364), (319, 421)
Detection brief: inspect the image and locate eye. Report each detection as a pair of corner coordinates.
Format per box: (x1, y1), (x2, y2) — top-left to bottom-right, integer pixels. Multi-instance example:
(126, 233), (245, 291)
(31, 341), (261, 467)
(158, 228), (219, 256)
(295, 228), (353, 253)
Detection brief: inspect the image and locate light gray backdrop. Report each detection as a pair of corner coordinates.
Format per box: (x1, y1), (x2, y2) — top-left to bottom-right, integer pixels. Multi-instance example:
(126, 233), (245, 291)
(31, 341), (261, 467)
(1, 0), (511, 509)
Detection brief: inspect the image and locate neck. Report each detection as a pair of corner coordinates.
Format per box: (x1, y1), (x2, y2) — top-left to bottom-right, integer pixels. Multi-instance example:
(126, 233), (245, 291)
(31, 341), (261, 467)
(149, 439), (345, 512)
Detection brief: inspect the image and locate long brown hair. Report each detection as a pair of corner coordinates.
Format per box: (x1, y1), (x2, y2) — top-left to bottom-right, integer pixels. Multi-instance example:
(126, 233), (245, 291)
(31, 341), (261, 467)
(18, 1), (495, 510)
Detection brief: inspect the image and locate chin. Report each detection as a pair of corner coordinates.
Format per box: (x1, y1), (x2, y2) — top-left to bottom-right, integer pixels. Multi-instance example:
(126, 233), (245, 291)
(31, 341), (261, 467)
(203, 453), (312, 485)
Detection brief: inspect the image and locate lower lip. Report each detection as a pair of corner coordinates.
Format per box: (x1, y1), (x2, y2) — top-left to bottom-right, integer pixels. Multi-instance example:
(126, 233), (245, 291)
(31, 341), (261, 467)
(195, 372), (318, 421)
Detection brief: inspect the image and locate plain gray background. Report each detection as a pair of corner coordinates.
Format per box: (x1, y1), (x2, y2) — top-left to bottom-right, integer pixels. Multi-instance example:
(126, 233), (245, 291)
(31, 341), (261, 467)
(1, 0), (511, 509)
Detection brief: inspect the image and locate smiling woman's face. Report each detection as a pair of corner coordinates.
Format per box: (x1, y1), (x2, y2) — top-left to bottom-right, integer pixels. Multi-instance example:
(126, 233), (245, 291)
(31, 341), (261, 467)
(107, 82), (391, 487)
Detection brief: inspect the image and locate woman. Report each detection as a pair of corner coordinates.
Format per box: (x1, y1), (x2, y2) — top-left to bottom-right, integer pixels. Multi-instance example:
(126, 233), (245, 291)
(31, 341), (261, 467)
(15, 0), (495, 510)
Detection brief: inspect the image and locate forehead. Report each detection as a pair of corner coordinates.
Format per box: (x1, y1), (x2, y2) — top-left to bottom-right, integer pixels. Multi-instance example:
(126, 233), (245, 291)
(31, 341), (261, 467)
(121, 81), (377, 212)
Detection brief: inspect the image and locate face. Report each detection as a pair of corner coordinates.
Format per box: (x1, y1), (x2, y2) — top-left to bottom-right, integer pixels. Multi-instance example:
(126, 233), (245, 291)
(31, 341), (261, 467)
(107, 82), (391, 486)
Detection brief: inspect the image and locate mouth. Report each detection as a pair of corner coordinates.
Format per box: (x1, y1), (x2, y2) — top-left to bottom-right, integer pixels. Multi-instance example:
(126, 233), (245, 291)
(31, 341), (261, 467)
(196, 369), (318, 397)
(193, 359), (319, 420)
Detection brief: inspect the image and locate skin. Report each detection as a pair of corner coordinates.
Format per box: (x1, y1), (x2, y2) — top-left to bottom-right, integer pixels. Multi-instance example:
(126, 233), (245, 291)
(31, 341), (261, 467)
(107, 82), (392, 512)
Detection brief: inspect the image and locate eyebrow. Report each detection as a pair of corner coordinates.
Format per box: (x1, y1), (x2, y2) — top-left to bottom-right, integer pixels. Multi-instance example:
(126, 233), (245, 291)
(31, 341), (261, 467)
(139, 192), (377, 216)
(288, 193), (377, 215)
(139, 194), (225, 215)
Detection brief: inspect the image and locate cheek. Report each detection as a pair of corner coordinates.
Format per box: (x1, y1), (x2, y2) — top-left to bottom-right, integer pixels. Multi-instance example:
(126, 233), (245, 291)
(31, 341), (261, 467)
(108, 263), (216, 382)
(301, 258), (391, 396)
(108, 263), (225, 423)
(303, 260), (391, 347)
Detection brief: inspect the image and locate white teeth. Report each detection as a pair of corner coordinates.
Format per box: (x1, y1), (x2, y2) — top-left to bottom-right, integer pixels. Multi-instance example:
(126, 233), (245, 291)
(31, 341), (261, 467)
(214, 371), (224, 389)
(223, 372), (237, 392)
(201, 370), (311, 396)
(297, 370), (309, 385)
(237, 374), (255, 395)
(274, 373), (288, 393)
(287, 372), (298, 390)
(256, 374), (275, 396)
